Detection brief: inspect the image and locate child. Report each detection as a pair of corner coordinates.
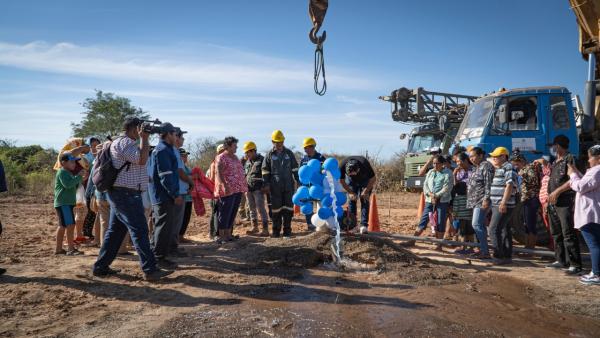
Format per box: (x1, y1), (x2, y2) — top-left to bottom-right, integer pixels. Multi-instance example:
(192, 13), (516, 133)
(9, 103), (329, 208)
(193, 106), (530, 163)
(54, 152), (84, 255)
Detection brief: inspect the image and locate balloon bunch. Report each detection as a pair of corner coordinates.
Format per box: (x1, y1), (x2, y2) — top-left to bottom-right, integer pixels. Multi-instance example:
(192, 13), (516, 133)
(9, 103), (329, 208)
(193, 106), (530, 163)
(293, 157), (347, 229)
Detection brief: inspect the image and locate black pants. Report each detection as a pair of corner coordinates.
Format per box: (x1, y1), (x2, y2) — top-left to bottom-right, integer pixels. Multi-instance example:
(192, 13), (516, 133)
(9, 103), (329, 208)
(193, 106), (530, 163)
(270, 189), (293, 236)
(489, 206), (514, 259)
(209, 199), (218, 238)
(151, 200), (181, 260)
(179, 201), (193, 236)
(548, 204), (582, 268)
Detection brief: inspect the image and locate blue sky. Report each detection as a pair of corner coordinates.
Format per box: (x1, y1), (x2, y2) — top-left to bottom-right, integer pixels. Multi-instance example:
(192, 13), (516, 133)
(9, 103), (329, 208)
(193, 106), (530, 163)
(0, 0), (588, 158)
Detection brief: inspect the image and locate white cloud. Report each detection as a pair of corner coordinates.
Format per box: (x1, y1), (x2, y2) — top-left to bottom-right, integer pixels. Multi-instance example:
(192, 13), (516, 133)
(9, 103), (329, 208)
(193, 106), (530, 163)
(0, 41), (373, 91)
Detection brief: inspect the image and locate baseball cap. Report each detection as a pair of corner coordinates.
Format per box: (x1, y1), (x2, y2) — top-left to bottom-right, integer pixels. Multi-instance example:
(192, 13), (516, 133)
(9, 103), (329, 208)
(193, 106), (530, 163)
(178, 148), (189, 155)
(489, 147), (509, 157)
(159, 122), (176, 134)
(60, 152), (81, 162)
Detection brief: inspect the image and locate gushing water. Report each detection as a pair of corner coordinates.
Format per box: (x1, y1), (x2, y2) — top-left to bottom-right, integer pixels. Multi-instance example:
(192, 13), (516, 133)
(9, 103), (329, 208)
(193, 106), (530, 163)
(324, 171), (342, 261)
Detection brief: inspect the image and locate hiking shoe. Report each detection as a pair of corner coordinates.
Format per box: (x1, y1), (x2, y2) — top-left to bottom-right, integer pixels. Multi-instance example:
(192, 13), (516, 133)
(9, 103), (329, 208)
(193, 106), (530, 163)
(546, 261), (565, 269)
(66, 249), (84, 256)
(157, 258), (177, 269)
(579, 274), (600, 286)
(359, 226), (368, 234)
(92, 267), (121, 277)
(144, 268), (174, 282)
(259, 229), (270, 237)
(565, 267), (583, 276)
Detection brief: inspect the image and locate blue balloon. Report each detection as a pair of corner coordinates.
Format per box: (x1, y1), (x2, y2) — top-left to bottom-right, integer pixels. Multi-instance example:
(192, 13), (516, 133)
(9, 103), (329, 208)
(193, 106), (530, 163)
(334, 206), (344, 216)
(321, 195), (333, 207)
(323, 158), (339, 172)
(318, 207), (333, 219)
(335, 192), (347, 205)
(329, 167), (341, 180)
(298, 165), (314, 185)
(309, 185), (324, 200)
(310, 171), (324, 186)
(296, 186), (310, 199)
(307, 159), (321, 171)
(301, 203), (314, 215)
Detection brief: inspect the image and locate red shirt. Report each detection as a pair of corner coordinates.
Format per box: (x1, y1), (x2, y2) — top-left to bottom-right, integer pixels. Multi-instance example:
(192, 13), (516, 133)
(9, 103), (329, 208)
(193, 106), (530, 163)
(214, 152), (248, 198)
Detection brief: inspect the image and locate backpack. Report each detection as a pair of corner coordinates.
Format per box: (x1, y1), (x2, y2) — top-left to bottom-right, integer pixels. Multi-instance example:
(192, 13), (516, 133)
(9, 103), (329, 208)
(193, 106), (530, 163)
(92, 139), (130, 192)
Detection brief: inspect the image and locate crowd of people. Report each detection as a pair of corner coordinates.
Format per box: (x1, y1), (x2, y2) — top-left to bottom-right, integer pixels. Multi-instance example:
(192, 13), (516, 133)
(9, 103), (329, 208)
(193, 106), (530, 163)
(1, 116), (594, 285)
(410, 135), (600, 286)
(49, 118), (377, 281)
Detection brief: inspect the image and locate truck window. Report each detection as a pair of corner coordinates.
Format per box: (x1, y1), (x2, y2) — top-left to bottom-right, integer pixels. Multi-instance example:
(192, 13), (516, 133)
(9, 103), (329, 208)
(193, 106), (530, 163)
(550, 96), (570, 130)
(507, 96), (538, 131)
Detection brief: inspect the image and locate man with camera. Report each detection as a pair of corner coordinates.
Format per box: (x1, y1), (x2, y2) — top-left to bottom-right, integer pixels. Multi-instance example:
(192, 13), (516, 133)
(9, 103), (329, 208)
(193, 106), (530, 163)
(93, 118), (172, 281)
(149, 123), (184, 269)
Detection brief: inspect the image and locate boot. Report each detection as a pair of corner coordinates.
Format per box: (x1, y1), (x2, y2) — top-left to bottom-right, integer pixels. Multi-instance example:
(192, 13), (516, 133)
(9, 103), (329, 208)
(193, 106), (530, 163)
(271, 212), (282, 238)
(259, 225), (270, 237)
(246, 220), (259, 235)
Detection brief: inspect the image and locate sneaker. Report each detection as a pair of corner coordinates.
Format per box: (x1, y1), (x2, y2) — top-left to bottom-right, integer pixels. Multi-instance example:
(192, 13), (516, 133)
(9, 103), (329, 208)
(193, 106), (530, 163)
(66, 249), (84, 256)
(579, 274), (600, 286)
(144, 268), (174, 282)
(92, 267), (121, 277)
(283, 233), (292, 239)
(580, 272), (595, 281)
(546, 261), (565, 269)
(565, 266), (583, 275)
(157, 258), (177, 269)
(359, 226), (368, 234)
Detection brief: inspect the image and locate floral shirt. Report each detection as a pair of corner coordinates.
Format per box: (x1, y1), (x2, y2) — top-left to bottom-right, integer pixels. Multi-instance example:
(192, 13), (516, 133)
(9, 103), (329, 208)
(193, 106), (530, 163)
(214, 153), (248, 198)
(467, 160), (494, 208)
(519, 163), (541, 202)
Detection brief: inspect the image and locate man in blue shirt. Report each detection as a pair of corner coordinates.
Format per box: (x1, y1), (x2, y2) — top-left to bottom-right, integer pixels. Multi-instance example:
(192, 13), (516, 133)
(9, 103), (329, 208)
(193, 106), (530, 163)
(150, 123), (182, 268)
(300, 137), (325, 231)
(170, 128), (193, 256)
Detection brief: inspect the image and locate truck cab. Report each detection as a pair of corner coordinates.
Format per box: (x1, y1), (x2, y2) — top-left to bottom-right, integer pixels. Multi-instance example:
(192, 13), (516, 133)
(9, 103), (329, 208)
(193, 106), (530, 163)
(455, 87), (579, 160)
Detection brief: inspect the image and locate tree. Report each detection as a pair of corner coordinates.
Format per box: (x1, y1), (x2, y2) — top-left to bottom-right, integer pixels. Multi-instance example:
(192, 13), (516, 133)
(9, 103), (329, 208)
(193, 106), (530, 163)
(71, 90), (150, 138)
(187, 137), (220, 172)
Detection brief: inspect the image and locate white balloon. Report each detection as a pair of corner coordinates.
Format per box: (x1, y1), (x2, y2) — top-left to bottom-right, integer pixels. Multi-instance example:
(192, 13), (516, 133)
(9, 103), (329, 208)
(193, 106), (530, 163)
(311, 214), (327, 227)
(325, 216), (337, 230)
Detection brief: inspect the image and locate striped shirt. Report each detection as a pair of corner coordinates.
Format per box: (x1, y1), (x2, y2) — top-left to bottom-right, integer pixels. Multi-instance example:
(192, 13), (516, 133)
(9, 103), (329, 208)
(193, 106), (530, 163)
(490, 161), (517, 207)
(110, 136), (148, 191)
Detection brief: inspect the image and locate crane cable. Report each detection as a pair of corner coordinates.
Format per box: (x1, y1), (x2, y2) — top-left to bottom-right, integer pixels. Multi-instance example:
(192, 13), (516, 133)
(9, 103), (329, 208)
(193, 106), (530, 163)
(314, 43), (326, 96)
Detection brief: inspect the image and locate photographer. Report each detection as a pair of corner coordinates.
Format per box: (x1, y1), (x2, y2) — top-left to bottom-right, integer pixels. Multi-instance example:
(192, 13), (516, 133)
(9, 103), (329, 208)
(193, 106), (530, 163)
(149, 123), (183, 268)
(93, 118), (172, 282)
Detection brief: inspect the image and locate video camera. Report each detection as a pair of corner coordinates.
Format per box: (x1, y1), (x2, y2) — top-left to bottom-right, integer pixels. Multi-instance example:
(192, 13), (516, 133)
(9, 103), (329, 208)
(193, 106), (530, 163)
(141, 119), (163, 134)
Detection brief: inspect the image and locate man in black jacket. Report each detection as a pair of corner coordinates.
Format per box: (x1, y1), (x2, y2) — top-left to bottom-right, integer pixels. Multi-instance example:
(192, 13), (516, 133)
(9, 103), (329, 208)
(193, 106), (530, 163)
(243, 141), (269, 236)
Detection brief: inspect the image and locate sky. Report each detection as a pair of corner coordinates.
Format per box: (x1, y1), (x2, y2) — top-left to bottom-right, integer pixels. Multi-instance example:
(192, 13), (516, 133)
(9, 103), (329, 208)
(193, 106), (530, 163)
(0, 0), (589, 159)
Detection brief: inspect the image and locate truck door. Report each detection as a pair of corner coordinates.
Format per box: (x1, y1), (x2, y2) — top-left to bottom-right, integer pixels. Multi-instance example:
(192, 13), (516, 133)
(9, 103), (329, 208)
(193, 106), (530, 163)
(544, 94), (577, 156)
(501, 95), (543, 162)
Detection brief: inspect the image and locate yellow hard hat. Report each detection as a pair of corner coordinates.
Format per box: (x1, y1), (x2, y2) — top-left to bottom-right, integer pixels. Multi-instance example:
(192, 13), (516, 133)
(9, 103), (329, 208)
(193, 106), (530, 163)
(243, 141), (256, 152)
(489, 146), (509, 157)
(271, 130), (285, 143)
(303, 137), (316, 148)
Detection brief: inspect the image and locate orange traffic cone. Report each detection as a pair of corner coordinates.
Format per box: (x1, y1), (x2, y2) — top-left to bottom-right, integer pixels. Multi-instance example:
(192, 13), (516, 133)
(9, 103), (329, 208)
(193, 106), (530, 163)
(368, 193), (380, 232)
(417, 192), (425, 218)
(294, 204), (300, 216)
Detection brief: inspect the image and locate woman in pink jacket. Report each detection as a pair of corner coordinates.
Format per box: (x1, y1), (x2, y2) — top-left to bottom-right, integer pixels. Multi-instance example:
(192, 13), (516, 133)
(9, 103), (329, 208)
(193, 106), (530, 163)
(568, 145), (600, 286)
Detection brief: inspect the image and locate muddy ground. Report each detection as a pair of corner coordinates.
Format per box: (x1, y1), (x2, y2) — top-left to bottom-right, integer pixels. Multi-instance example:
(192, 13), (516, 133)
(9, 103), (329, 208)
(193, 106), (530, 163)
(1, 192), (600, 337)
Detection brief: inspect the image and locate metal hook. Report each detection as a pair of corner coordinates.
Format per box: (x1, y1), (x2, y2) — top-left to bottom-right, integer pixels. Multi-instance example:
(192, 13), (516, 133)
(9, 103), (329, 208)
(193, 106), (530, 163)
(309, 27), (327, 45)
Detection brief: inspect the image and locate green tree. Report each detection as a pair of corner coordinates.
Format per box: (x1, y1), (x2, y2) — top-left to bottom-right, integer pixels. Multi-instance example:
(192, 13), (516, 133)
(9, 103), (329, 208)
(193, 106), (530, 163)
(71, 90), (150, 138)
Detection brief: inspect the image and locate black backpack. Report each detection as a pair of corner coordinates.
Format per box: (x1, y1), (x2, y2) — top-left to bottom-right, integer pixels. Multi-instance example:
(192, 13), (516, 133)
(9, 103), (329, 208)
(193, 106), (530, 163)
(92, 139), (130, 192)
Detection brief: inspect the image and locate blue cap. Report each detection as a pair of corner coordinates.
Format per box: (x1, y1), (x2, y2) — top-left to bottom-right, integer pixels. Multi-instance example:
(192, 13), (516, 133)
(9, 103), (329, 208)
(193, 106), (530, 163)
(60, 152), (81, 162)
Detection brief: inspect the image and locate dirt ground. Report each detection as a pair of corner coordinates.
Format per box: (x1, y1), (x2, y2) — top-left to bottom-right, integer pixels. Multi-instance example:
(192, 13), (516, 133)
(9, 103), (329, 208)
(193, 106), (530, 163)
(1, 192), (600, 337)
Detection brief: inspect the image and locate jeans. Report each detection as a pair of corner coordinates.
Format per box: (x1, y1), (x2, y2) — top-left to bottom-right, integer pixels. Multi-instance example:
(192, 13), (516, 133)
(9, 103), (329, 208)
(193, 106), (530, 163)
(580, 223), (600, 275)
(94, 188), (157, 274)
(523, 198), (540, 234)
(246, 190), (269, 229)
(548, 204), (582, 268)
(217, 193), (242, 230)
(209, 199), (218, 238)
(417, 202), (449, 233)
(347, 180), (370, 228)
(489, 206), (514, 259)
(472, 207), (490, 256)
(152, 199), (181, 260)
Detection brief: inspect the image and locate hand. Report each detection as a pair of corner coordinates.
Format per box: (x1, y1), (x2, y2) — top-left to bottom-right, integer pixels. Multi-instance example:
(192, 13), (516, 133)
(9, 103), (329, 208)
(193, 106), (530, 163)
(349, 193), (358, 201)
(499, 202), (507, 214)
(548, 191), (558, 205)
(138, 125), (149, 140)
(174, 196), (184, 205)
(428, 192), (436, 200)
(482, 199), (490, 209)
(360, 189), (370, 200)
(567, 163), (576, 176)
